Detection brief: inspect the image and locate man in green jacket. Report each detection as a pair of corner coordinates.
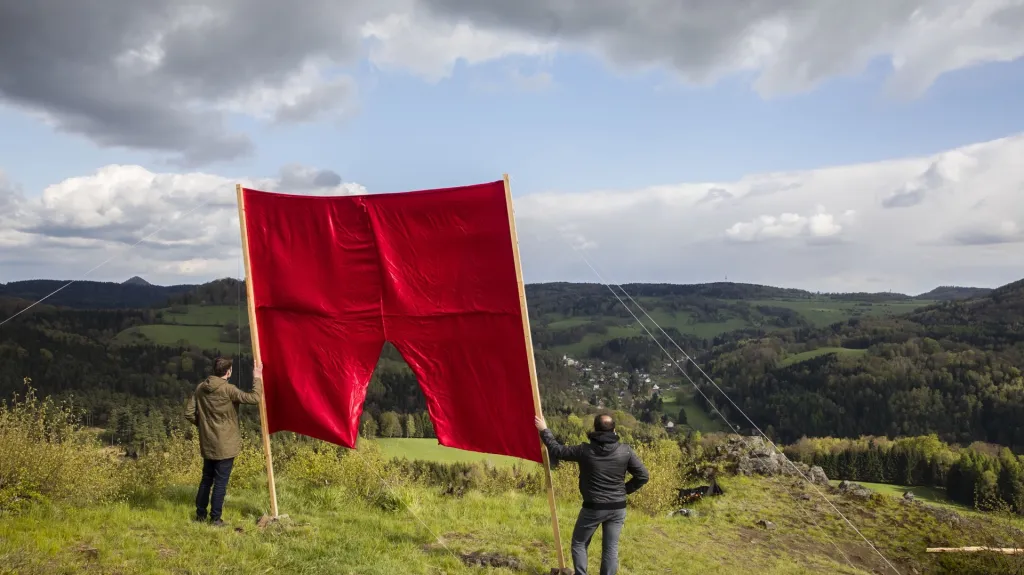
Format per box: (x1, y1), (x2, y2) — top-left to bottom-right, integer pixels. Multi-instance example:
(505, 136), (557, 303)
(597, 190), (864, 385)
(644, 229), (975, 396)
(185, 357), (263, 525)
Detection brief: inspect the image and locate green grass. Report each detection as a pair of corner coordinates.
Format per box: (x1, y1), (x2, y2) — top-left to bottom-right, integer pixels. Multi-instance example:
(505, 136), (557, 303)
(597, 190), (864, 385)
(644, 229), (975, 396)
(749, 299), (934, 328)
(161, 305), (246, 326)
(114, 325), (242, 352)
(779, 347), (867, 367)
(0, 475), (945, 575)
(376, 438), (525, 468)
(829, 481), (968, 512)
(662, 391), (727, 433)
(552, 325), (642, 356)
(6, 473), (1022, 574)
(546, 316), (594, 329)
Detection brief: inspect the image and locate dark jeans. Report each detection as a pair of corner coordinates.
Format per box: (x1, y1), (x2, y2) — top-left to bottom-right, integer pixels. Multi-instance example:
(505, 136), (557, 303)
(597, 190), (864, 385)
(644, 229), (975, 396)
(195, 458), (234, 521)
(571, 507), (627, 575)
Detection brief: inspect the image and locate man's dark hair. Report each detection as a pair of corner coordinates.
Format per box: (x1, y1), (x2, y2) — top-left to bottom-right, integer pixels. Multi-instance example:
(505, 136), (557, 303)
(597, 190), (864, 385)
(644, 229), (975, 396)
(213, 357), (233, 377)
(594, 413), (615, 432)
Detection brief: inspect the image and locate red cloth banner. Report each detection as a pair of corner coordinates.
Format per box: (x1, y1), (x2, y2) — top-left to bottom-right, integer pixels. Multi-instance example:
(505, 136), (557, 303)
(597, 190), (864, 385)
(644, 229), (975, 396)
(241, 181), (542, 463)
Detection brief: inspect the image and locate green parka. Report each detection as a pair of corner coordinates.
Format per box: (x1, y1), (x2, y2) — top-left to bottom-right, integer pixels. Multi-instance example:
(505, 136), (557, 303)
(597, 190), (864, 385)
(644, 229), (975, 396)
(185, 375), (263, 460)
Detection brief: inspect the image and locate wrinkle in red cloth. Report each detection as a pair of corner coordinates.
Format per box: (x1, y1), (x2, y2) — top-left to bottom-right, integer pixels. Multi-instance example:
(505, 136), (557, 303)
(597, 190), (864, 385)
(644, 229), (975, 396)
(242, 181), (542, 463)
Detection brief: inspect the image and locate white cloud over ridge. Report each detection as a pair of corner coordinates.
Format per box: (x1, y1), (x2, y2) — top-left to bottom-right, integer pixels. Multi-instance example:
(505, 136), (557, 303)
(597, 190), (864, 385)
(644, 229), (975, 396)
(2, 134), (1023, 294)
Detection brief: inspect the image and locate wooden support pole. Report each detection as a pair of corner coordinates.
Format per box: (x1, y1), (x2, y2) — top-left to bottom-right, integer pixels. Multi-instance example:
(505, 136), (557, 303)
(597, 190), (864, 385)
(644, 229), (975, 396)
(236, 184), (280, 518)
(927, 547), (1024, 554)
(503, 173), (566, 570)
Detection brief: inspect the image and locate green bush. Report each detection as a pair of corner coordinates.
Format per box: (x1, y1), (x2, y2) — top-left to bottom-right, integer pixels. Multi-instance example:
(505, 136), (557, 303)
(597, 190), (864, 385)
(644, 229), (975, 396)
(627, 439), (683, 515)
(0, 386), (120, 512)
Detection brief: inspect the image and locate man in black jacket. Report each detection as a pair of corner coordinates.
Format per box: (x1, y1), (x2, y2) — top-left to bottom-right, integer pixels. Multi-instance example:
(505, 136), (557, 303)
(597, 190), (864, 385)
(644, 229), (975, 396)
(535, 413), (649, 575)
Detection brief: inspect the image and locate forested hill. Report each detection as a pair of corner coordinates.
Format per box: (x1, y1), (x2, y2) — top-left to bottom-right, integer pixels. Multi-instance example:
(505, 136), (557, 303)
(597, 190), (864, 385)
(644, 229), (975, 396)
(914, 285), (994, 301)
(0, 277), (991, 312)
(701, 279), (1024, 450)
(0, 279), (196, 308)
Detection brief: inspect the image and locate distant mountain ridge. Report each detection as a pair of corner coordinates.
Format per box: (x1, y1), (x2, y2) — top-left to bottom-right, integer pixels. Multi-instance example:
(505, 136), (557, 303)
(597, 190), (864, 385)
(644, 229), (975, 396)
(0, 279), (197, 309)
(0, 278), (997, 310)
(913, 285), (993, 300)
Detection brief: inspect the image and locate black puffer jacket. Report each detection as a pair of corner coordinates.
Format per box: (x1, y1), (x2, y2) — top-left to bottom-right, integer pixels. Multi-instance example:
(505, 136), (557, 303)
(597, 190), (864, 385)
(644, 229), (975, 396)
(540, 429), (650, 510)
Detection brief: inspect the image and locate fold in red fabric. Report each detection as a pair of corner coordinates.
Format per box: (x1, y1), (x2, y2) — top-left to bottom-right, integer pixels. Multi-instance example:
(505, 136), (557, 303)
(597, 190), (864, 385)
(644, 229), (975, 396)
(241, 181), (542, 463)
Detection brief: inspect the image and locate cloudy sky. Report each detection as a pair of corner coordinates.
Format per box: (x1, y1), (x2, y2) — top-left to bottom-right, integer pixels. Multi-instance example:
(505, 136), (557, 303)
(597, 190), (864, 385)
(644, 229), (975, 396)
(1, 1), (1023, 295)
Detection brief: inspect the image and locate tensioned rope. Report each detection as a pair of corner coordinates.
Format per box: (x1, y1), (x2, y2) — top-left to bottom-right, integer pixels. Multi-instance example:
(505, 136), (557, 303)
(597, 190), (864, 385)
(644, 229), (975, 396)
(562, 240), (901, 575)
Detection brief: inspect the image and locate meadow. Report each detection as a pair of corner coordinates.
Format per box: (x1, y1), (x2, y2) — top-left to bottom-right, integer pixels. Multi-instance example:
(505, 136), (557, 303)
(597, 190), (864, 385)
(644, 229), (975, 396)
(377, 438), (523, 468)
(779, 347), (868, 367)
(662, 391), (727, 434)
(2, 390), (1022, 575)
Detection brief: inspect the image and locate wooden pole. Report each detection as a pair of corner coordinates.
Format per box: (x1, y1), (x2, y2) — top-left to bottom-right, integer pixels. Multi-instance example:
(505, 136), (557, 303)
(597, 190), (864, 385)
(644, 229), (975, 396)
(927, 547), (1024, 554)
(503, 173), (566, 569)
(236, 184), (280, 518)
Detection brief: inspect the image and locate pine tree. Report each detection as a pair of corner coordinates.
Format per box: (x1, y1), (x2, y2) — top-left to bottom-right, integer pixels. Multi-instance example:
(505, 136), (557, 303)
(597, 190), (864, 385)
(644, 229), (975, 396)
(419, 412), (435, 439)
(864, 444), (885, 483)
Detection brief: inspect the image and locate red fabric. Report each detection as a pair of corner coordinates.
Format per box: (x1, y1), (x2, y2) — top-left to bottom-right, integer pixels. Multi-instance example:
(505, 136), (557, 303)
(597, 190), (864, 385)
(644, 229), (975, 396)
(242, 181), (542, 463)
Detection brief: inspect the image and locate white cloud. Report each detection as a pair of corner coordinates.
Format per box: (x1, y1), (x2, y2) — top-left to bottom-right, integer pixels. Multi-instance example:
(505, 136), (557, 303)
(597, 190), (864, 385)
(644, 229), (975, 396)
(362, 10), (555, 81)
(2, 134), (1024, 294)
(0, 164), (366, 284)
(724, 207), (847, 243)
(3, 1), (1023, 165)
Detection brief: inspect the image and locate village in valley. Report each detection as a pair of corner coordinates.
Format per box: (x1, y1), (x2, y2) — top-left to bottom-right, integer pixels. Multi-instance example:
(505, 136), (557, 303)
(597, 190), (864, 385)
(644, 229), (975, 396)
(559, 354), (692, 432)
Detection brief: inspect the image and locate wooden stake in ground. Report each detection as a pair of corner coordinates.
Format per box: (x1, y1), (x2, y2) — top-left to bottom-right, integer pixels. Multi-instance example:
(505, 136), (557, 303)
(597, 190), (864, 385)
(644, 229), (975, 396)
(236, 183), (280, 518)
(503, 173), (567, 570)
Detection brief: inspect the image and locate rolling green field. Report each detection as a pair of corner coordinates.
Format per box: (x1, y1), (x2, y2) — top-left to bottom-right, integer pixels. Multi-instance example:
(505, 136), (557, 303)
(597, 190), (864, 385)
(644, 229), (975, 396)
(376, 438), (526, 468)
(749, 299), (934, 328)
(779, 347), (868, 367)
(114, 305), (249, 351)
(161, 305), (248, 326)
(828, 481), (968, 513)
(115, 324), (243, 352)
(662, 390), (728, 433)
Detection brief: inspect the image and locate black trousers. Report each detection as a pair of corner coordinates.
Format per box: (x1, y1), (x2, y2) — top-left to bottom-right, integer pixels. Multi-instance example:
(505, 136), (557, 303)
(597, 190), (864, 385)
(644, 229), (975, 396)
(195, 457), (234, 521)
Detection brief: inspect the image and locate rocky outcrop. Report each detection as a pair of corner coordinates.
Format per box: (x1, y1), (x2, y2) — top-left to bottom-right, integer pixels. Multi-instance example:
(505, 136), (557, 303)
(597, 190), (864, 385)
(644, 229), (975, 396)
(837, 480), (874, 499)
(716, 436), (830, 486)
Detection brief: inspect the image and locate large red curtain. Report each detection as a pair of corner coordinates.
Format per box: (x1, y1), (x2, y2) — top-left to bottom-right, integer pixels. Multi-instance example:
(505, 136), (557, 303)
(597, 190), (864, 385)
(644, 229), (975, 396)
(241, 181), (542, 463)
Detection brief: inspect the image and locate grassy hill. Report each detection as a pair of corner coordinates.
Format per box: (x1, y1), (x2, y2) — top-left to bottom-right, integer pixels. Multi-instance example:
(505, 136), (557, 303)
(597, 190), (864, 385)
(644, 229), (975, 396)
(12, 472), (1019, 575)
(2, 391), (1021, 575)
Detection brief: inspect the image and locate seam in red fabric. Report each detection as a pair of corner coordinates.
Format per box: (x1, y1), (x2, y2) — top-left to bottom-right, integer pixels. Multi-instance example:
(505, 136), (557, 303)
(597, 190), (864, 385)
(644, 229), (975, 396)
(357, 197), (390, 344)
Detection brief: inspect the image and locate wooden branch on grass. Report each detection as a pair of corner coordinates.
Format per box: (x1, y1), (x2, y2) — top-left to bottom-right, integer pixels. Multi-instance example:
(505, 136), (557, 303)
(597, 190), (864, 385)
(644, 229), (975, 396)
(926, 547), (1024, 554)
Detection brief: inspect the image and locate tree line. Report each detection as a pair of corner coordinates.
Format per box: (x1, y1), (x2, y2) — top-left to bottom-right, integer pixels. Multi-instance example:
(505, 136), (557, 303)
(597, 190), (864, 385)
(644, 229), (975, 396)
(787, 435), (1024, 513)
